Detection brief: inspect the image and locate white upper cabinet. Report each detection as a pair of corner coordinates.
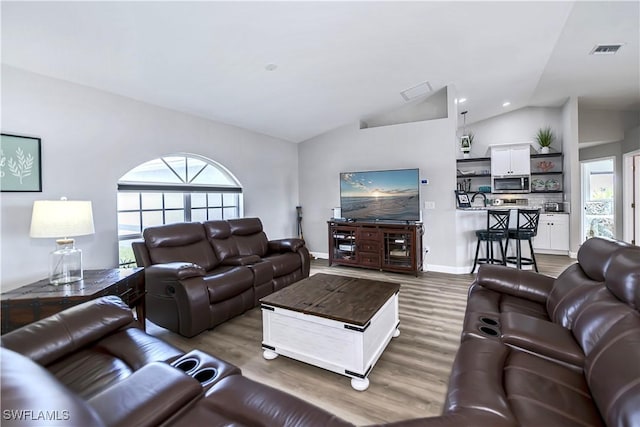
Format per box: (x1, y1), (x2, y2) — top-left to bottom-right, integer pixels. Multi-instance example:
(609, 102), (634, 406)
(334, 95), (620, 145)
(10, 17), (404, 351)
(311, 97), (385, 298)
(491, 144), (531, 176)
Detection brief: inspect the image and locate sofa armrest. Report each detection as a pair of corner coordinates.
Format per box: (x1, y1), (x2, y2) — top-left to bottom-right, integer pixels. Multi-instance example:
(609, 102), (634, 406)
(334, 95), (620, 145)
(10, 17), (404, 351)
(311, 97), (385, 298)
(2, 348), (106, 427)
(268, 238), (305, 253)
(88, 362), (202, 427)
(144, 268), (211, 338)
(0, 296), (134, 366)
(475, 264), (555, 303)
(146, 262), (206, 281)
(500, 312), (584, 367)
(220, 255), (262, 266)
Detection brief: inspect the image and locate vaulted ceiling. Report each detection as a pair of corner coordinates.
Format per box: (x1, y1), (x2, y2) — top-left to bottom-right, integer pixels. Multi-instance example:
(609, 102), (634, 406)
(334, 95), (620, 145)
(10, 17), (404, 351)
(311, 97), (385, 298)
(2, 1), (638, 143)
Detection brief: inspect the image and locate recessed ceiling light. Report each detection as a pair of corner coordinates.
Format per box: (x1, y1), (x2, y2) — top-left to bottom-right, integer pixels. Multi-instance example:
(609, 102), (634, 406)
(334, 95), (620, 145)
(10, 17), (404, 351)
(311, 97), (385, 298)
(265, 63), (278, 71)
(502, 101), (511, 107)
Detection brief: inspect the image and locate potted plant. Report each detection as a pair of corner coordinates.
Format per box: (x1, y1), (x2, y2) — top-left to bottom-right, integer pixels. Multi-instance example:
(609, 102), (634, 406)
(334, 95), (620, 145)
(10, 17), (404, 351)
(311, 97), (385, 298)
(460, 131), (474, 158)
(535, 127), (554, 154)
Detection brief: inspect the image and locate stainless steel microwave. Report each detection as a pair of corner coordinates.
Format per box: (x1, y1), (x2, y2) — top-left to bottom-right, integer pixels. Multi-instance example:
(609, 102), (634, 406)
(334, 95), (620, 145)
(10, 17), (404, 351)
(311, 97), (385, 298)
(492, 176), (530, 193)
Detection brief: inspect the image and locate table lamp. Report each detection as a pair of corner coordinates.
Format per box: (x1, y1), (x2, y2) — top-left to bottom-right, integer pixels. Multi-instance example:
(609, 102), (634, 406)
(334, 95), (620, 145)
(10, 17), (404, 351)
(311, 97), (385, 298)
(30, 197), (95, 284)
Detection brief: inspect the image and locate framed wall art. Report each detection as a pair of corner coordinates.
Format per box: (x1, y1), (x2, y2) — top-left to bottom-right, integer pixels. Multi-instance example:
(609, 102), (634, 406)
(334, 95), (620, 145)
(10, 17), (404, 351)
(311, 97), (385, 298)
(1, 133), (42, 192)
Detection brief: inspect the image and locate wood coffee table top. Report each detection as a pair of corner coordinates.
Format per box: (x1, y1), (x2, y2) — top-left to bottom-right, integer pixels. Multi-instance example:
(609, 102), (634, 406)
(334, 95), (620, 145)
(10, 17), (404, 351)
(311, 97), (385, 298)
(260, 273), (400, 326)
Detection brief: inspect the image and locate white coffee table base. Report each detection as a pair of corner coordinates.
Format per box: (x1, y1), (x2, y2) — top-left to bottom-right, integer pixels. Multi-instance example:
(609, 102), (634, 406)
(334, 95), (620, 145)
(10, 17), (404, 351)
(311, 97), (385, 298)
(261, 292), (399, 391)
(263, 349), (279, 360)
(351, 377), (370, 391)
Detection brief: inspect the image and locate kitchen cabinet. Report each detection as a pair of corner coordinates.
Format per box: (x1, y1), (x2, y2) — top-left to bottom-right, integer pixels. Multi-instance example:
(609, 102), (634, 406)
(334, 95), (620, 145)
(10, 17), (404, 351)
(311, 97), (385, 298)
(533, 213), (569, 254)
(491, 144), (531, 176)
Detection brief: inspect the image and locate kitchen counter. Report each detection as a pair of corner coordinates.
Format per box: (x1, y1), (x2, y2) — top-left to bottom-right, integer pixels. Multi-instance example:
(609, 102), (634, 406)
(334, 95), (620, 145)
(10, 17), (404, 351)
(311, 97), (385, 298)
(457, 207), (569, 214)
(456, 209), (569, 272)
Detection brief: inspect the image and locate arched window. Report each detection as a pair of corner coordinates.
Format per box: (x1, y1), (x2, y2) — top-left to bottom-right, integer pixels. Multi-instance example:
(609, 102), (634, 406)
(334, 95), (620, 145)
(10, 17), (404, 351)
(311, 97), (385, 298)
(117, 154), (243, 266)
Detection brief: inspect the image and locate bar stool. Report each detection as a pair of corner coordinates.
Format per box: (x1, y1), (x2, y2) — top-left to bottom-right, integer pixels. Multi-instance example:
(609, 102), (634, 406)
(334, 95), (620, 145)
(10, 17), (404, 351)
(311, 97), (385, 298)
(505, 208), (541, 272)
(471, 209), (510, 274)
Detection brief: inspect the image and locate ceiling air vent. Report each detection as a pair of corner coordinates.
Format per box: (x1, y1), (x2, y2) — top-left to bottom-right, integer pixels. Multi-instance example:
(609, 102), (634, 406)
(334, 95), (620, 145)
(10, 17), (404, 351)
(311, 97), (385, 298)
(590, 44), (623, 55)
(400, 81), (433, 101)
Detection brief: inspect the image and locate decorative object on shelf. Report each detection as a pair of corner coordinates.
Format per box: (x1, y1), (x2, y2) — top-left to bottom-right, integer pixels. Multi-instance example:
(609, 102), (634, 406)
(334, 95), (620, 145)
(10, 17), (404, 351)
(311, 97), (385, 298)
(536, 160), (555, 172)
(457, 169), (476, 176)
(30, 197), (95, 285)
(459, 111), (473, 158)
(535, 126), (555, 154)
(0, 133), (42, 192)
(478, 185), (492, 193)
(455, 190), (471, 208)
(545, 178), (560, 191)
(532, 178), (547, 191)
(457, 179), (471, 192)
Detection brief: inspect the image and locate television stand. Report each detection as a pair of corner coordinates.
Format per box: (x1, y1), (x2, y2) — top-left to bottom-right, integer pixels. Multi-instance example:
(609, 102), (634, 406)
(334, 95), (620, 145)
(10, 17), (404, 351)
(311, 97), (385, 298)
(328, 221), (424, 276)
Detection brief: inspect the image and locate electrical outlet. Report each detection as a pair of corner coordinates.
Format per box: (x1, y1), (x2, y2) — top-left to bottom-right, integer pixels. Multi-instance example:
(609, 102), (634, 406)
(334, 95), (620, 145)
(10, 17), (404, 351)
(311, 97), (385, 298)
(424, 201), (436, 210)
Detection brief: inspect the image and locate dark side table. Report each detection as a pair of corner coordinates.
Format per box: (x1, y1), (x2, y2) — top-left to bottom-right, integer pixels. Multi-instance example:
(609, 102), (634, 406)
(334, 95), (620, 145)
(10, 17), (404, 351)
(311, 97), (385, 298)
(1, 268), (145, 334)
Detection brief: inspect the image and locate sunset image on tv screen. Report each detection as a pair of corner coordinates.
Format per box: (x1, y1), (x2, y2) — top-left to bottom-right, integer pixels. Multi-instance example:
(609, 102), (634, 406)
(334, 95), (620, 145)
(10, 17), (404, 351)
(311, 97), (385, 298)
(340, 169), (419, 221)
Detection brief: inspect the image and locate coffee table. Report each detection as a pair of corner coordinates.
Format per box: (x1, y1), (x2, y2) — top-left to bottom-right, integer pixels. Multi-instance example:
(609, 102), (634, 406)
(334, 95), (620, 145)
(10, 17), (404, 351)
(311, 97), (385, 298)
(260, 273), (400, 391)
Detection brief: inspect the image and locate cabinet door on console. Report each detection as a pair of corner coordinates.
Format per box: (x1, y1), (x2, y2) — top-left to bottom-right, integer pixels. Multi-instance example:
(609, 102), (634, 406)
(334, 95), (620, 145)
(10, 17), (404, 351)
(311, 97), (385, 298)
(382, 229), (414, 271)
(330, 225), (358, 265)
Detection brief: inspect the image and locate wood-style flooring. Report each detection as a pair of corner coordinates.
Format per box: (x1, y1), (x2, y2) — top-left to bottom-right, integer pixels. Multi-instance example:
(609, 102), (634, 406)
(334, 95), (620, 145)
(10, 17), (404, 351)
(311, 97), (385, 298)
(146, 255), (575, 426)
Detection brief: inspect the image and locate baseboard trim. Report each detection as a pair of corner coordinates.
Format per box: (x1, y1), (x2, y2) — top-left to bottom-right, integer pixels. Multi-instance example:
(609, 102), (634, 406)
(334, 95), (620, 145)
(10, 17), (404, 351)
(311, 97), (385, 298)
(311, 252), (329, 260)
(424, 264), (471, 275)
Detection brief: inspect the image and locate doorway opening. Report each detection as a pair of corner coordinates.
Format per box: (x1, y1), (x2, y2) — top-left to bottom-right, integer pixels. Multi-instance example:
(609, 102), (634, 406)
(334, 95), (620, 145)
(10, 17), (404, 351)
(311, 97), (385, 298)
(622, 150), (640, 245)
(581, 157), (615, 242)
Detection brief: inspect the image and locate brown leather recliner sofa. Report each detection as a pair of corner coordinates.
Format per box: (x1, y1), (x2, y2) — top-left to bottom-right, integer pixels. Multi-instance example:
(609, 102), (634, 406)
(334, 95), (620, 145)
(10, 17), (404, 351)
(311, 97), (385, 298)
(0, 296), (352, 427)
(132, 217), (310, 337)
(380, 236), (640, 427)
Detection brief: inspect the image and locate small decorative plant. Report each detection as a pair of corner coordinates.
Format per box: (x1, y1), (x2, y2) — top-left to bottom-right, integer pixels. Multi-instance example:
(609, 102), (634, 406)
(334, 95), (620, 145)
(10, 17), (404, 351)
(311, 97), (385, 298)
(535, 127), (554, 153)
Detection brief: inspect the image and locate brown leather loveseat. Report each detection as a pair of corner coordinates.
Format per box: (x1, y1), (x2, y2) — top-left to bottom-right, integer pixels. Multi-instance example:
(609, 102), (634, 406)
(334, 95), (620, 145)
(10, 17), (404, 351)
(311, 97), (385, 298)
(382, 237), (640, 426)
(132, 217), (310, 337)
(0, 296), (352, 427)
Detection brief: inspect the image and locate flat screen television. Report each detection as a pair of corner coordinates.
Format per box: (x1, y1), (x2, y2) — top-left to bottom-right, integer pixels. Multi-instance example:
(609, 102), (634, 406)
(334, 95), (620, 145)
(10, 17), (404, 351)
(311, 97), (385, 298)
(340, 168), (420, 222)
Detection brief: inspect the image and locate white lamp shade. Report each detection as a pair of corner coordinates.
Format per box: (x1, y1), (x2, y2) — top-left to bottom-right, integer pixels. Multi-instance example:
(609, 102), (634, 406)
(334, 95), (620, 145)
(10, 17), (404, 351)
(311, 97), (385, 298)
(30, 200), (95, 238)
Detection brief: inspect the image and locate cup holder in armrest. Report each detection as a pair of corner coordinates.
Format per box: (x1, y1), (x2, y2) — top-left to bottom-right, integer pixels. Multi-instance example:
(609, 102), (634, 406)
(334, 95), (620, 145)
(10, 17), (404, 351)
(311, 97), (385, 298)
(479, 316), (499, 327)
(169, 350), (241, 391)
(193, 368), (217, 386)
(479, 325), (499, 337)
(174, 357), (199, 374)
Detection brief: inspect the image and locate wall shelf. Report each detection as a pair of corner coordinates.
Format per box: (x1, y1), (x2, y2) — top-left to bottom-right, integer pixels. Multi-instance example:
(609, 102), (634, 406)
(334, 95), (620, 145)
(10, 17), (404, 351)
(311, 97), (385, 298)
(456, 157), (491, 163)
(531, 171), (563, 176)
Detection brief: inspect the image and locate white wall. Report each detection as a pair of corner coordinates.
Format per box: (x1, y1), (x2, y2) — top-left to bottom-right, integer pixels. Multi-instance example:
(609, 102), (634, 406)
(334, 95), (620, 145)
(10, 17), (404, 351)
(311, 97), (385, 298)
(298, 91), (457, 272)
(562, 97), (580, 256)
(1, 66), (299, 291)
(463, 106), (564, 157)
(578, 108), (640, 145)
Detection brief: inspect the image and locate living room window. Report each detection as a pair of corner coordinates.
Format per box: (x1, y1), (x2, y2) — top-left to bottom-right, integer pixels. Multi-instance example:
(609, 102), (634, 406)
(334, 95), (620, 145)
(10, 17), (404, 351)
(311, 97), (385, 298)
(117, 154), (243, 266)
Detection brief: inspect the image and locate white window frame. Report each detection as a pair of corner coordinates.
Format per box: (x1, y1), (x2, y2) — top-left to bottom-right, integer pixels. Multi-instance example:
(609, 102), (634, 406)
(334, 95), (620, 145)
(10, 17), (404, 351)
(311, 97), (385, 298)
(117, 154), (243, 266)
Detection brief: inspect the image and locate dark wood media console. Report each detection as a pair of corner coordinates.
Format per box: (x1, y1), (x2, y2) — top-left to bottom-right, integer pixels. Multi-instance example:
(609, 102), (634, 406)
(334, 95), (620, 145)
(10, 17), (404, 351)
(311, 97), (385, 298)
(328, 221), (423, 276)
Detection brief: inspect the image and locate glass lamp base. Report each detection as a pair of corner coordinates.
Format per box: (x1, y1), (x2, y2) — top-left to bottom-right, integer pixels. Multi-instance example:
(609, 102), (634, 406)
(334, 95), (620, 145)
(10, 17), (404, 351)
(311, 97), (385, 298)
(50, 239), (83, 285)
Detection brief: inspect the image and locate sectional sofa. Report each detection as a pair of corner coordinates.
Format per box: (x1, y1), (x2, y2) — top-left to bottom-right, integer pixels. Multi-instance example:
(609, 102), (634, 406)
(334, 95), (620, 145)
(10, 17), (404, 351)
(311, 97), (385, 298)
(2, 237), (638, 427)
(1, 296), (351, 427)
(132, 217), (310, 337)
(384, 236), (639, 426)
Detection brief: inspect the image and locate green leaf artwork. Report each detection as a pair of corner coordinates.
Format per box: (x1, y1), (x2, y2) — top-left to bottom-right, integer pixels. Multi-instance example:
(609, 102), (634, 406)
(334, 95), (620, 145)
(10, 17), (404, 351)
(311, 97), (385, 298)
(0, 134), (42, 192)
